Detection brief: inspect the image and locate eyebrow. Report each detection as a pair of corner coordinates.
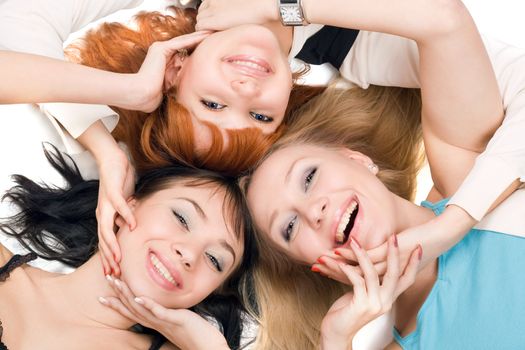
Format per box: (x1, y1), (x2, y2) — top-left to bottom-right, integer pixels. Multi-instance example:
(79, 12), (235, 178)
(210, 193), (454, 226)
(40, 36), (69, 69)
(268, 156), (306, 237)
(220, 239), (237, 264)
(179, 197), (207, 221)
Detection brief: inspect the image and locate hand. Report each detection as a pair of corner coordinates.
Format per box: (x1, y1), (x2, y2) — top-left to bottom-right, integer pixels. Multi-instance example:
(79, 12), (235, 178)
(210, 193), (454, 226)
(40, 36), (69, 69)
(319, 235), (420, 349)
(124, 31), (211, 113)
(96, 148), (136, 277)
(315, 205), (474, 283)
(196, 0), (278, 31)
(100, 277), (230, 350)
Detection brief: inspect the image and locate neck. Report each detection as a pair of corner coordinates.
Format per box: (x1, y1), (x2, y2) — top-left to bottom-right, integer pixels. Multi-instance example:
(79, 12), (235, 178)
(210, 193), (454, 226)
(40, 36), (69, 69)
(38, 254), (135, 330)
(262, 21), (294, 55)
(391, 195), (436, 232)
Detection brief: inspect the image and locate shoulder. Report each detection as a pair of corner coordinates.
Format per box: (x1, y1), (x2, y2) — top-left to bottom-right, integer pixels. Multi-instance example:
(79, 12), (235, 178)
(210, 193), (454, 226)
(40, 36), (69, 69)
(0, 244), (13, 267)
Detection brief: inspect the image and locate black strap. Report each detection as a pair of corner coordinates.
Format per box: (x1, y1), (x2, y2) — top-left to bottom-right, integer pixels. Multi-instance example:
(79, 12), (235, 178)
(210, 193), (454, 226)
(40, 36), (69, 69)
(295, 25), (359, 69)
(0, 253), (37, 283)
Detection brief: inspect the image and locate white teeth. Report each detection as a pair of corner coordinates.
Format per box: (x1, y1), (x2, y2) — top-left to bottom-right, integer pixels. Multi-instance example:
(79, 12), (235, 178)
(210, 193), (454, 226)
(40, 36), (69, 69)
(150, 254), (177, 285)
(229, 60), (268, 72)
(335, 201), (358, 243)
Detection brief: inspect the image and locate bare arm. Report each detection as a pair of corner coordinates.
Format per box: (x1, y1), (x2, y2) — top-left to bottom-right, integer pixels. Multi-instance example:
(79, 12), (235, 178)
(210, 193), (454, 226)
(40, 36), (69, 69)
(0, 50), (155, 112)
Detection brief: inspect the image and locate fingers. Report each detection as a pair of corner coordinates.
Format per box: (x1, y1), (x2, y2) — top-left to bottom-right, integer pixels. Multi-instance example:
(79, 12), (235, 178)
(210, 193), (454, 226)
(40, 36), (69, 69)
(394, 245), (422, 299)
(350, 238), (380, 297)
(338, 263), (367, 301)
(99, 296), (137, 321)
(380, 235), (401, 298)
(160, 31), (212, 52)
(135, 296), (182, 325)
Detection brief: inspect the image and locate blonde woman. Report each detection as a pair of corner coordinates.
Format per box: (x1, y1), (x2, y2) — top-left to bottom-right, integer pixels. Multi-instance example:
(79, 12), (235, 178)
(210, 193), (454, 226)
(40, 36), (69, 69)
(240, 1), (525, 348)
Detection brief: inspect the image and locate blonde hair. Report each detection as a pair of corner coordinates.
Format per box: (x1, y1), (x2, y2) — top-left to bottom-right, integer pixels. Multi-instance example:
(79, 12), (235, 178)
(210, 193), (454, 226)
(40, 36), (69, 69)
(243, 85), (424, 349)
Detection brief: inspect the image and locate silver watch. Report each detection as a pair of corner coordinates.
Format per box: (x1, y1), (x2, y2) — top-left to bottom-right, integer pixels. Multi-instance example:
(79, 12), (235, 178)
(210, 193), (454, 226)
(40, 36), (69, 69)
(278, 0), (307, 26)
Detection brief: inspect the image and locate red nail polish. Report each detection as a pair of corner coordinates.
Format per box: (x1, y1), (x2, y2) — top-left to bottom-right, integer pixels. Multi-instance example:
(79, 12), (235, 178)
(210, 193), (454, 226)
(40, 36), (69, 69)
(317, 257), (325, 264)
(351, 237), (361, 249)
(334, 250), (341, 256)
(311, 266), (321, 272)
(393, 234), (398, 248)
(418, 245), (423, 260)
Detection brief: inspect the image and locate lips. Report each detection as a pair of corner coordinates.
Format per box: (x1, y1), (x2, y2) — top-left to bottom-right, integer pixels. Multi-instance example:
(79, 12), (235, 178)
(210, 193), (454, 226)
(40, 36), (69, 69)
(223, 55), (273, 77)
(146, 250), (183, 291)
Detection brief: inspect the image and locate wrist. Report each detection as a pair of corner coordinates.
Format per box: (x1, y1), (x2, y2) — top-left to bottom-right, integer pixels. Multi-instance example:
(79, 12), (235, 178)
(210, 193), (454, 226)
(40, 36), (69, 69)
(320, 334), (353, 350)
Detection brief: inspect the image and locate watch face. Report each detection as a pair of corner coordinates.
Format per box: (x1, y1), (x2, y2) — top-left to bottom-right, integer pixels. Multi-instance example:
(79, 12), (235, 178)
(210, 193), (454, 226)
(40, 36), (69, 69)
(280, 6), (302, 23)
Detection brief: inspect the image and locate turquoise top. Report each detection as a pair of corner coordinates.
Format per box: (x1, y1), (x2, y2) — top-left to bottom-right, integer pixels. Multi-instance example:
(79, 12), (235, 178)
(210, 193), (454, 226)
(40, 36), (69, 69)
(394, 199), (525, 350)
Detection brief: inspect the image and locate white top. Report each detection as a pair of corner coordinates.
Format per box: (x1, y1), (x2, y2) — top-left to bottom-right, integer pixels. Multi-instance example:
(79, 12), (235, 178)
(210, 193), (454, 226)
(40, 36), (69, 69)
(291, 25), (525, 235)
(0, 0), (144, 153)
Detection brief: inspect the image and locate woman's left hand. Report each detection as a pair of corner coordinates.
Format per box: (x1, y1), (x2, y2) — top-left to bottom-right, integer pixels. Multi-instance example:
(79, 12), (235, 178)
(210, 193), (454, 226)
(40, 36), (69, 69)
(100, 277), (230, 350)
(196, 0), (278, 31)
(319, 235), (420, 349)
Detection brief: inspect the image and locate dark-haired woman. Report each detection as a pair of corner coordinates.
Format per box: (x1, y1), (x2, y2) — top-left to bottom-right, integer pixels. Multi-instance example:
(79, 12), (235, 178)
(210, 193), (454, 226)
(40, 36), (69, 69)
(0, 145), (255, 349)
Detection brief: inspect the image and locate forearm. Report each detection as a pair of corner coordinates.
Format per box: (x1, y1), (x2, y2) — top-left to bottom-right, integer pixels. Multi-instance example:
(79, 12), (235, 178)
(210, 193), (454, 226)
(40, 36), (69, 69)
(76, 120), (123, 164)
(300, 0), (465, 43)
(320, 335), (353, 350)
(0, 50), (141, 108)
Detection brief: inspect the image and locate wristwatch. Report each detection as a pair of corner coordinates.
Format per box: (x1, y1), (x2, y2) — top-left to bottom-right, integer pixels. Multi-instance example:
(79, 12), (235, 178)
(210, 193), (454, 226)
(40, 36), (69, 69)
(278, 0), (308, 26)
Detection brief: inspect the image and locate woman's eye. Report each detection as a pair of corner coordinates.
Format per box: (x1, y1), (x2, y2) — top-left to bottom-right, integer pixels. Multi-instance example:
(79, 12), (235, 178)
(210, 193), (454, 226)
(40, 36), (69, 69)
(304, 167), (317, 191)
(201, 100), (226, 110)
(172, 210), (189, 229)
(283, 216), (297, 243)
(250, 112), (273, 123)
(206, 252), (223, 272)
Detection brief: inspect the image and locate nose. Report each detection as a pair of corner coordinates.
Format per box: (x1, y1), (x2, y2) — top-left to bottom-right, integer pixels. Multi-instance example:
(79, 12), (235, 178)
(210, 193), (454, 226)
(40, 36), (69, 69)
(172, 244), (196, 271)
(231, 78), (260, 98)
(304, 197), (328, 230)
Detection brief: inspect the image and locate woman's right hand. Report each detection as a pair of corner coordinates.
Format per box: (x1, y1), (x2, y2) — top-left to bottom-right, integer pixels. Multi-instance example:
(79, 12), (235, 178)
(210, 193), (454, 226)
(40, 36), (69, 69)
(319, 235), (421, 349)
(125, 31), (211, 113)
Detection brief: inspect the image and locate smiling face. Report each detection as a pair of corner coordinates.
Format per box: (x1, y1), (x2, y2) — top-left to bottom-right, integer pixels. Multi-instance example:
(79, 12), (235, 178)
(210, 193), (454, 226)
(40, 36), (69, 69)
(174, 24), (292, 149)
(117, 181), (244, 309)
(247, 144), (399, 265)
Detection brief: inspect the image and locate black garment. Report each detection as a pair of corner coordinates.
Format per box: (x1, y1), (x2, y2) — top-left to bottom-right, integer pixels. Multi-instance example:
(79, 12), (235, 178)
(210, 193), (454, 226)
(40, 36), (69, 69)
(0, 253), (37, 350)
(295, 25), (360, 69)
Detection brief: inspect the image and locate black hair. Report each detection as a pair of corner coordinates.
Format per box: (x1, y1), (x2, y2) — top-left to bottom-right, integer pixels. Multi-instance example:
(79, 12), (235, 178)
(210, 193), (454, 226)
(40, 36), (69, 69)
(0, 144), (257, 349)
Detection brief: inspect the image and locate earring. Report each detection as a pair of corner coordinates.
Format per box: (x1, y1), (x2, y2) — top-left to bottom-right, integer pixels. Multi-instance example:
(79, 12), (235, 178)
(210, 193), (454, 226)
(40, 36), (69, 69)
(177, 49), (188, 61)
(368, 163), (379, 173)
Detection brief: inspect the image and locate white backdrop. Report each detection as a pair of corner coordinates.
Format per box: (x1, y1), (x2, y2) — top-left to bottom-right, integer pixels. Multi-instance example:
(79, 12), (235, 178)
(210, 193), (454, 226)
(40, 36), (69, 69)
(1, 1), (524, 349)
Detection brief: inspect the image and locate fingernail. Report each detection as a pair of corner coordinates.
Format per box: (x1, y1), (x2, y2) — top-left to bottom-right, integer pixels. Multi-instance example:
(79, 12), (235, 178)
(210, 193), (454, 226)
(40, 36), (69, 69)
(334, 250), (341, 256)
(114, 279), (122, 290)
(317, 257), (325, 264)
(418, 245), (423, 260)
(393, 234), (398, 248)
(106, 275), (113, 283)
(351, 237), (361, 249)
(311, 266), (321, 272)
(98, 296), (108, 305)
(134, 297), (144, 305)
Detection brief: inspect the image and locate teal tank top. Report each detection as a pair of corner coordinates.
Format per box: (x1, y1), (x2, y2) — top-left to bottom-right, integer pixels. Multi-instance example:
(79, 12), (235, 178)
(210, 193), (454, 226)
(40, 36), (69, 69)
(394, 199), (525, 350)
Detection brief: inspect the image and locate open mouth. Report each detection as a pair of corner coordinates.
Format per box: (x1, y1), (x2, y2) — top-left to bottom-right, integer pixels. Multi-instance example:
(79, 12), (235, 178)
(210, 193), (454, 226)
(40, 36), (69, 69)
(335, 201), (359, 244)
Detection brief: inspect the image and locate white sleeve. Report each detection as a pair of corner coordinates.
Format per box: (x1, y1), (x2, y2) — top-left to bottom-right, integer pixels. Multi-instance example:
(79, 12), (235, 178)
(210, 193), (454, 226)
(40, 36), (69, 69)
(0, 0), (144, 146)
(447, 39), (525, 221)
(342, 31), (525, 221)
(338, 31), (421, 89)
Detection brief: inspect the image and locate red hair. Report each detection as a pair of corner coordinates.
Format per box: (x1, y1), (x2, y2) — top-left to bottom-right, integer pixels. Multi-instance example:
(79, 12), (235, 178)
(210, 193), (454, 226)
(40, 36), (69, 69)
(66, 8), (278, 175)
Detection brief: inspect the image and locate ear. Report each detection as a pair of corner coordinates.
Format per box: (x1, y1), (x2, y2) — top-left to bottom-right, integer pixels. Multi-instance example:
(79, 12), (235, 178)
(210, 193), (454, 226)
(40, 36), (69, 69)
(337, 148), (378, 174)
(164, 53), (187, 90)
